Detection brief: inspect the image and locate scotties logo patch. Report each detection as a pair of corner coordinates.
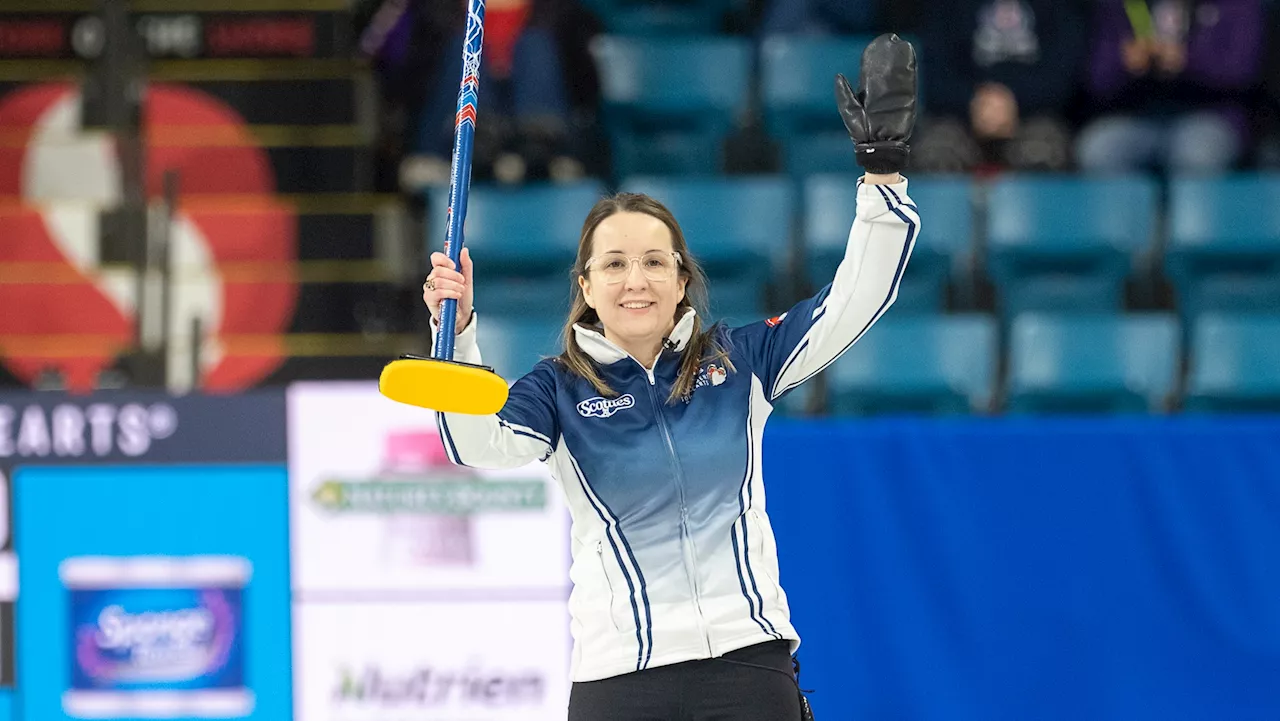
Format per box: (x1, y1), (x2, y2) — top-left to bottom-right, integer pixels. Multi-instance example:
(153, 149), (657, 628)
(576, 394), (635, 418)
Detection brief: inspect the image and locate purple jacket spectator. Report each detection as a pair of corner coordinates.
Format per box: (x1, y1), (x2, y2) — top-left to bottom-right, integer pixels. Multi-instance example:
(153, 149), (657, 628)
(1086, 0), (1263, 114)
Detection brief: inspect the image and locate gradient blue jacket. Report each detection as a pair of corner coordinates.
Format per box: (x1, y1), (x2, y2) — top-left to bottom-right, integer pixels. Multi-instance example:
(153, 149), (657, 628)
(437, 179), (919, 682)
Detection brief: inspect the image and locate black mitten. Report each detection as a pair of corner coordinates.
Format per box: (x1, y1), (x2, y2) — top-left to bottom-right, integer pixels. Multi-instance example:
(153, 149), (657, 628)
(835, 33), (918, 175)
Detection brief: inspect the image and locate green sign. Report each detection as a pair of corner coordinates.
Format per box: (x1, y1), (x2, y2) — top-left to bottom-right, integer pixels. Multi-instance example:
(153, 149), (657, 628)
(312, 476), (546, 516)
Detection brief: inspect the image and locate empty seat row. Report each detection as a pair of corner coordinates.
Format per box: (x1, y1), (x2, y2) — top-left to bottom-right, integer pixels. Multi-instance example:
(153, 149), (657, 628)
(592, 34), (911, 177)
(823, 173), (1280, 319)
(824, 313), (1280, 414)
(427, 173), (1280, 321)
(471, 313), (1280, 414)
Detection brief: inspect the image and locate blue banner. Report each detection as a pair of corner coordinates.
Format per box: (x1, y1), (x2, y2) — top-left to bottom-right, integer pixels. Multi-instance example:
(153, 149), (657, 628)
(0, 391), (286, 465)
(0, 389), (287, 721)
(764, 416), (1280, 721)
(14, 465), (291, 721)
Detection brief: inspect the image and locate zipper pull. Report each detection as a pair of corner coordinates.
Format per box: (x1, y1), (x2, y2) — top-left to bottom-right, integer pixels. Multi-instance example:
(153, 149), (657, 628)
(596, 541), (603, 554)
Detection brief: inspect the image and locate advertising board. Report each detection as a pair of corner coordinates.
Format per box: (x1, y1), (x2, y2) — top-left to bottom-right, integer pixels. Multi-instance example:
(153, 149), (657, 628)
(294, 601), (570, 721)
(288, 382), (570, 595)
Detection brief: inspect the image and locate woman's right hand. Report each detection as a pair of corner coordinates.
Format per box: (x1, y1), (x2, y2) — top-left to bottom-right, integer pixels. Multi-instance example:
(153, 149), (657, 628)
(423, 247), (474, 335)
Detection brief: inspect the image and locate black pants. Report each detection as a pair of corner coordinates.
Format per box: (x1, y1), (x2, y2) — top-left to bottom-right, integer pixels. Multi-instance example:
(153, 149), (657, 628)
(568, 640), (803, 721)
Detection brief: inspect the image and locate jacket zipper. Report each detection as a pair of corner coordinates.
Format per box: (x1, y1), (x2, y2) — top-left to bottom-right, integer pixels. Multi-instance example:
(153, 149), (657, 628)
(641, 361), (713, 656)
(596, 541), (620, 632)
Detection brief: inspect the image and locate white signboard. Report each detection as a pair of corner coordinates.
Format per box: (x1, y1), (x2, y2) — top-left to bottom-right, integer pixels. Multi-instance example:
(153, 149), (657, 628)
(287, 381), (570, 594)
(293, 601), (571, 721)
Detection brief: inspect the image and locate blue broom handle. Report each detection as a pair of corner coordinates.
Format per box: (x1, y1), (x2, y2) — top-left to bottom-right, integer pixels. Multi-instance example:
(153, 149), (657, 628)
(434, 0), (486, 361)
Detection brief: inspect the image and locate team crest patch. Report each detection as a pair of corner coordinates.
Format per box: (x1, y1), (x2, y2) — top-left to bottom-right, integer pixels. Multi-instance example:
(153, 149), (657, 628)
(707, 364), (727, 385)
(694, 363), (728, 391)
(577, 394), (635, 418)
(683, 362), (731, 404)
(765, 313), (787, 327)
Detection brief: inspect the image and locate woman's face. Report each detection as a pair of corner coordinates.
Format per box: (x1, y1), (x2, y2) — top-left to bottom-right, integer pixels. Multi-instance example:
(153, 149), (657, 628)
(579, 211), (688, 357)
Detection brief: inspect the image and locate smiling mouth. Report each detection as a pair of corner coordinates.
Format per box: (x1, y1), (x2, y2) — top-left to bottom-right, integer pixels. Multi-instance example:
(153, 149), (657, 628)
(620, 301), (653, 309)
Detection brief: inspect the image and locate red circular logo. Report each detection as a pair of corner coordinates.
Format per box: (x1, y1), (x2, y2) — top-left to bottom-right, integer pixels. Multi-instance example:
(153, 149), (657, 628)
(0, 82), (298, 392)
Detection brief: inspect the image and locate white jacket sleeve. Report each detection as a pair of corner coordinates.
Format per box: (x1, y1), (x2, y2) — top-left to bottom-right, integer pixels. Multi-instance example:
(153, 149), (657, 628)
(734, 177), (919, 400)
(432, 314), (560, 469)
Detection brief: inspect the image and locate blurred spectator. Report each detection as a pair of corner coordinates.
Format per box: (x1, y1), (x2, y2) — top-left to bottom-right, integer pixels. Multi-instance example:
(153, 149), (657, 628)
(357, 0), (599, 191)
(1075, 0), (1265, 174)
(1256, 3), (1280, 167)
(762, 0), (877, 34)
(911, 0), (1086, 174)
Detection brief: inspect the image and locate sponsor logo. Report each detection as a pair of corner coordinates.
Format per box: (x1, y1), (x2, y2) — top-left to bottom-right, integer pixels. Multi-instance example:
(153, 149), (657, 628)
(576, 394), (635, 418)
(60, 556), (253, 718)
(312, 478), (545, 516)
(765, 313), (787, 328)
(0, 402), (177, 459)
(0, 83), (298, 392)
(332, 665), (545, 708)
(309, 431), (547, 567)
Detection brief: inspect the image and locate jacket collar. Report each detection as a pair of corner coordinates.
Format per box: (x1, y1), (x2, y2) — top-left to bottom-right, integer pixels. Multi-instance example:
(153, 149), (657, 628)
(572, 307), (697, 366)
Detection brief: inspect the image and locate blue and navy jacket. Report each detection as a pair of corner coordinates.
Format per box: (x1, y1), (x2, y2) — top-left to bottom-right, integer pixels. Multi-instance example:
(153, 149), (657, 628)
(438, 179), (919, 682)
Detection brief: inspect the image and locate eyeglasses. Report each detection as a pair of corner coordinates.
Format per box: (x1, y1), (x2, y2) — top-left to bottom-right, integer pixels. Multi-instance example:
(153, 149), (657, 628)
(584, 250), (683, 284)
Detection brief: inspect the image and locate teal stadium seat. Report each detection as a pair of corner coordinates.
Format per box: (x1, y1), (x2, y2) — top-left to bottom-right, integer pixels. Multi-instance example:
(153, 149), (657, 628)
(476, 317), (565, 380)
(1185, 314), (1280, 411)
(426, 182), (607, 317)
(760, 35), (928, 180)
(1165, 174), (1280, 318)
(760, 35), (926, 179)
(826, 314), (997, 415)
(987, 175), (1157, 317)
(761, 35), (876, 179)
(1007, 313), (1179, 413)
(805, 174), (970, 312)
(619, 176), (794, 324)
(592, 36), (752, 177)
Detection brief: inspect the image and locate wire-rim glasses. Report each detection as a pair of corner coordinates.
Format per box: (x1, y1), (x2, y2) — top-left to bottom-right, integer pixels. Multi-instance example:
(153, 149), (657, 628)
(584, 250), (683, 284)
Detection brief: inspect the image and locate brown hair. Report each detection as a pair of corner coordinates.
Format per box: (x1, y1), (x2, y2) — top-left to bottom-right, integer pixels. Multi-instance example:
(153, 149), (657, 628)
(557, 192), (734, 404)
